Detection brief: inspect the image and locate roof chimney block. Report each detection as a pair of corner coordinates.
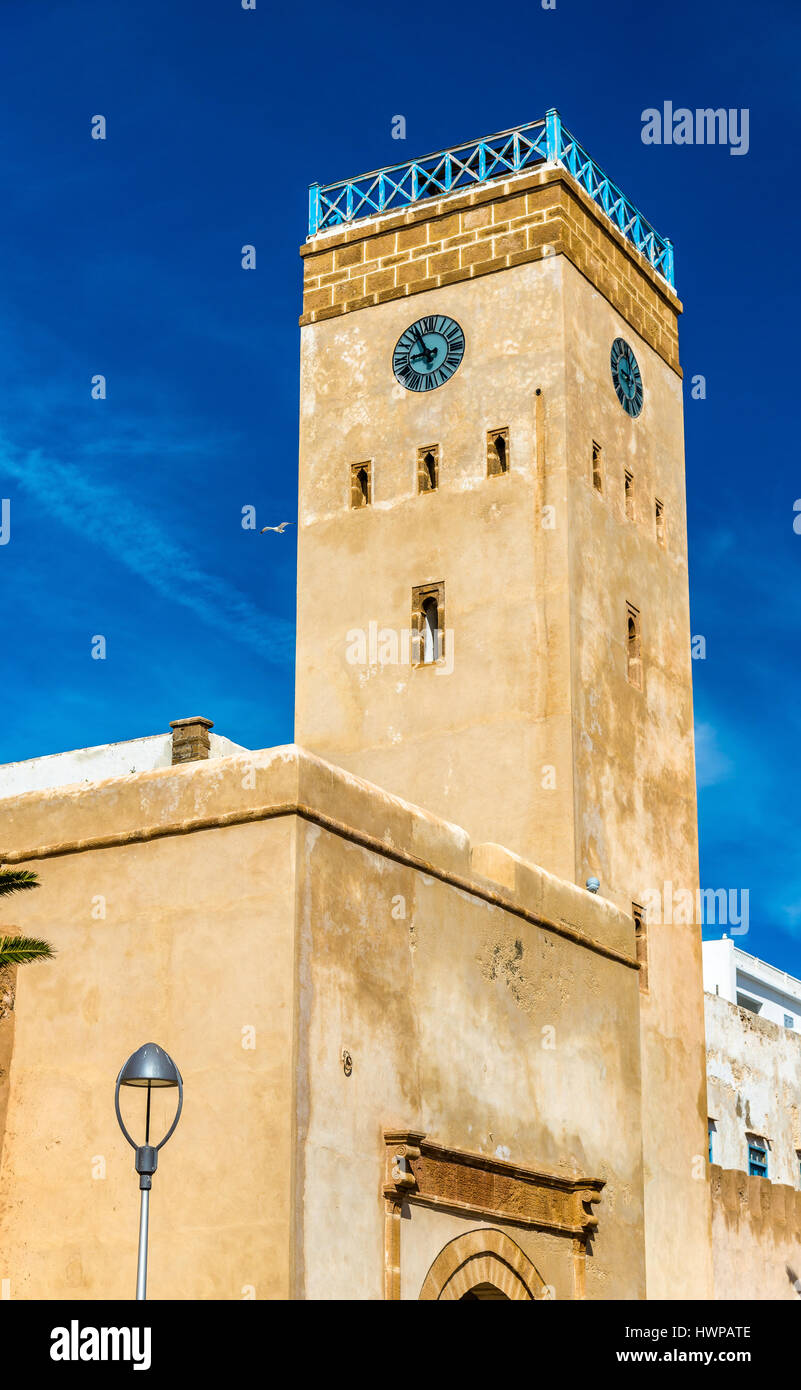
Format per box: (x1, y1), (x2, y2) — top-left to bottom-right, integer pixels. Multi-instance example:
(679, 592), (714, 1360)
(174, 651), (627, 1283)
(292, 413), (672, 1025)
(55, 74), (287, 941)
(169, 716), (213, 765)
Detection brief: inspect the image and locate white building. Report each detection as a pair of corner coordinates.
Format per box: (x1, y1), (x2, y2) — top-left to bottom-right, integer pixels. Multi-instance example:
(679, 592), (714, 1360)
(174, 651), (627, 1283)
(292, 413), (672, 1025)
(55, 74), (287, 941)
(703, 937), (801, 1188)
(703, 936), (801, 1032)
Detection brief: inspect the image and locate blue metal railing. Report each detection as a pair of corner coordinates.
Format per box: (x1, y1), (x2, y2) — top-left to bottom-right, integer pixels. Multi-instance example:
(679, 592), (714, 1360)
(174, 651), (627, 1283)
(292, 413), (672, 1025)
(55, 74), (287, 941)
(308, 109), (674, 288)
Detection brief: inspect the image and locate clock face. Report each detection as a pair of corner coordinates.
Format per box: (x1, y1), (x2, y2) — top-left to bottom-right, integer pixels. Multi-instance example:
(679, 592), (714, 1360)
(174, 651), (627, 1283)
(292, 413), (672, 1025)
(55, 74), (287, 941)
(392, 315), (465, 392)
(610, 338), (643, 417)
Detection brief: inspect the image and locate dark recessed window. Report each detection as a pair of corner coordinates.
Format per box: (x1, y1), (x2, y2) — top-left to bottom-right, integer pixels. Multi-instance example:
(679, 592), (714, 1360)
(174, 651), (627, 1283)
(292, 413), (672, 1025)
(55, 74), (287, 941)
(417, 445), (439, 493)
(655, 497), (665, 546)
(411, 582), (445, 666)
(350, 461), (372, 509)
(487, 429), (509, 477)
(632, 903), (648, 992)
(592, 442), (603, 492)
(627, 603), (642, 689)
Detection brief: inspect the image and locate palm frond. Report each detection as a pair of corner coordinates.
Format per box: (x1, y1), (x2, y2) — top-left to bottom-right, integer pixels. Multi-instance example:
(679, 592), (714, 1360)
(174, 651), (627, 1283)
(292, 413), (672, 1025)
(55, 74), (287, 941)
(0, 935), (55, 966)
(0, 869), (40, 898)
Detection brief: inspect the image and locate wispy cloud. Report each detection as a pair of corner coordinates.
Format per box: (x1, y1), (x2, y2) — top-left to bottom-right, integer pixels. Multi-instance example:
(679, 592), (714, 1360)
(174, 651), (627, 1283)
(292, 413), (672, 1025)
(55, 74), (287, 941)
(1, 439), (292, 666)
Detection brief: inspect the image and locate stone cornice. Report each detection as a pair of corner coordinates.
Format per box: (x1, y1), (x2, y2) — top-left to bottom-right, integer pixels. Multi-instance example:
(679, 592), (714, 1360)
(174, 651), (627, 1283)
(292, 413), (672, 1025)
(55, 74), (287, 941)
(383, 1130), (604, 1238)
(0, 746), (636, 970)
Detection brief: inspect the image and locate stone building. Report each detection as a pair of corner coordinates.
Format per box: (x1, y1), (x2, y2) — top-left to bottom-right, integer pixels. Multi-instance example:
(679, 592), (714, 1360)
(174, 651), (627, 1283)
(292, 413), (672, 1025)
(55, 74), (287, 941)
(0, 112), (792, 1299)
(703, 939), (801, 1299)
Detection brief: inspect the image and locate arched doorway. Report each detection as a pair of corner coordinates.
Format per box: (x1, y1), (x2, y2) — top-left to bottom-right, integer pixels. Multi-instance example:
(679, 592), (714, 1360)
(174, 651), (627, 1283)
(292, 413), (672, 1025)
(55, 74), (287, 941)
(460, 1282), (510, 1301)
(419, 1229), (546, 1301)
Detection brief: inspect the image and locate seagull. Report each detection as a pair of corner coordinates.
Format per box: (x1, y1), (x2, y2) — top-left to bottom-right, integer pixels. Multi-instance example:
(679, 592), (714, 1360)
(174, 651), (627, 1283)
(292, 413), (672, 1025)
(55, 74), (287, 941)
(260, 521), (295, 534)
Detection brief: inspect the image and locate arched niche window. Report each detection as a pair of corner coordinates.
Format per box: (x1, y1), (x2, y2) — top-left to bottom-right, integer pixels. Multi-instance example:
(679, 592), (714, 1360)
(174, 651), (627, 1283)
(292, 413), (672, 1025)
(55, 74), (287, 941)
(411, 581), (445, 666)
(350, 461), (372, 509)
(655, 497), (666, 546)
(487, 428), (509, 477)
(417, 445), (439, 494)
(422, 597), (439, 663)
(627, 602), (642, 688)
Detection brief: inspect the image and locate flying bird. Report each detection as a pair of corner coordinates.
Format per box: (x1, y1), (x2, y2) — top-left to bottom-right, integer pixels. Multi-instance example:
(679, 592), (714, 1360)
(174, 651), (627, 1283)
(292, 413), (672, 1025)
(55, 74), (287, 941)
(260, 521), (295, 534)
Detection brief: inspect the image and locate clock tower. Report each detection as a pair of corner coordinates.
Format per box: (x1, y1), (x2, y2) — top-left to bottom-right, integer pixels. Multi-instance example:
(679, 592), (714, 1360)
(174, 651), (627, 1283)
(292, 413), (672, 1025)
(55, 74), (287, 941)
(294, 114), (712, 1299)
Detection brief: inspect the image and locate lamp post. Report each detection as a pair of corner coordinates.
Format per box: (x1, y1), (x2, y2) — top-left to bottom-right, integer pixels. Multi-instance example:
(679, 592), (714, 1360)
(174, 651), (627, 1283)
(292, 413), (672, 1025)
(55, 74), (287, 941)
(115, 1042), (183, 1301)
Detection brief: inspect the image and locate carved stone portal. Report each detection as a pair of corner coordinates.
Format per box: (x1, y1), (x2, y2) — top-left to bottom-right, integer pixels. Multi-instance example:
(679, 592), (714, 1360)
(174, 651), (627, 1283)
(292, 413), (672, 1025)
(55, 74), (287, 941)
(382, 1129), (604, 1300)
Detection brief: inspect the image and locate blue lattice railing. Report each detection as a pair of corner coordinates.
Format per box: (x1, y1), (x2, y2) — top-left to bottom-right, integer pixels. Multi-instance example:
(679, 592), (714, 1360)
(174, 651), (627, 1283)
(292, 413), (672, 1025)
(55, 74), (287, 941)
(308, 109), (674, 288)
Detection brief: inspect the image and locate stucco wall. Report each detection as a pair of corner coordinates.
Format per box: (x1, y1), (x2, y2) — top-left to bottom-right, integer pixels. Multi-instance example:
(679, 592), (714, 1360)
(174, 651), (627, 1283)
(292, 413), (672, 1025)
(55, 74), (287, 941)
(710, 1166), (801, 1300)
(0, 745), (646, 1300)
(288, 753), (645, 1300)
(706, 991), (801, 1185)
(0, 750), (298, 1300)
(295, 251), (576, 883)
(562, 258), (710, 1298)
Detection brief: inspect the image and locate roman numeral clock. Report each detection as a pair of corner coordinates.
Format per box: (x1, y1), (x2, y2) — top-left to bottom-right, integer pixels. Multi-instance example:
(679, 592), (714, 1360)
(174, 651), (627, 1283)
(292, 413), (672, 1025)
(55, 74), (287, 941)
(392, 314), (466, 392)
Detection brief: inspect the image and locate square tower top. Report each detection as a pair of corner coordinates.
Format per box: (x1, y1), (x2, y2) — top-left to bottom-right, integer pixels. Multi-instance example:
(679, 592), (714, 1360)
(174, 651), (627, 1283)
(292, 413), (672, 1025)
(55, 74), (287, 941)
(307, 110), (674, 288)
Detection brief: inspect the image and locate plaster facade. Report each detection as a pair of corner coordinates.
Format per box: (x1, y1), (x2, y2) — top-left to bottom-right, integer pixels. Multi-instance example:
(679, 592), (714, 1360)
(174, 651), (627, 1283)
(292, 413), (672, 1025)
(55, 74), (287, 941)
(0, 745), (645, 1299)
(710, 1166), (801, 1300)
(294, 171), (709, 1298)
(705, 990), (801, 1188)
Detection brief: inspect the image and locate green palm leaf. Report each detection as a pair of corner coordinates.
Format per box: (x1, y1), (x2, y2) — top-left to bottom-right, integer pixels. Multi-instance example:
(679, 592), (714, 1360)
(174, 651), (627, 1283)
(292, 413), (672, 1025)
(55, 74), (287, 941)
(0, 868), (40, 897)
(0, 935), (56, 967)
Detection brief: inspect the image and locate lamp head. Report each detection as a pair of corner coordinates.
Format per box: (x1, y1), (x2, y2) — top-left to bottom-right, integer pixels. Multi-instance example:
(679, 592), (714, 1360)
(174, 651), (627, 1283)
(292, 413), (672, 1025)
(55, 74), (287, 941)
(115, 1043), (183, 1163)
(118, 1043), (181, 1089)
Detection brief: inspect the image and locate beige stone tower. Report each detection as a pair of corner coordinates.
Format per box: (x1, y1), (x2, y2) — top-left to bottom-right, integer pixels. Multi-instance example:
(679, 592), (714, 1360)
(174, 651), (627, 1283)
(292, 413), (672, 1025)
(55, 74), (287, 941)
(295, 116), (712, 1298)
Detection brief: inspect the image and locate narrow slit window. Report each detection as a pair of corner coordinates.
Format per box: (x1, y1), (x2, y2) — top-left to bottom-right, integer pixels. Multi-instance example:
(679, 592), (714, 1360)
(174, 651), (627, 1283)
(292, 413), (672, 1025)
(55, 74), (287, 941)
(417, 445), (439, 494)
(592, 442), (603, 492)
(350, 462), (372, 509)
(624, 470), (634, 519)
(655, 497), (665, 546)
(411, 582), (445, 666)
(632, 902), (648, 992)
(626, 603), (642, 688)
(487, 428), (509, 477)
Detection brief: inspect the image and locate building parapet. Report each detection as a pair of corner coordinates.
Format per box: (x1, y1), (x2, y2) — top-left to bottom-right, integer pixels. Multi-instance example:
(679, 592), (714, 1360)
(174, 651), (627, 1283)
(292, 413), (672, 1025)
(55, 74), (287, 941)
(308, 109), (674, 288)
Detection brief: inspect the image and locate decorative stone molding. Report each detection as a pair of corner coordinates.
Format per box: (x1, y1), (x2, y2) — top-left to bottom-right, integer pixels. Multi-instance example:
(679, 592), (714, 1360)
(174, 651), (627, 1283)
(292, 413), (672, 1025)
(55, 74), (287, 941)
(383, 1129), (604, 1300)
(419, 1228), (546, 1301)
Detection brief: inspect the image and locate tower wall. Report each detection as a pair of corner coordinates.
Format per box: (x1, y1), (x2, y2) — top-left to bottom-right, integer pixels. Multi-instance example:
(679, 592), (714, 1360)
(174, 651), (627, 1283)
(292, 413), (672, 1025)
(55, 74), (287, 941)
(295, 156), (711, 1298)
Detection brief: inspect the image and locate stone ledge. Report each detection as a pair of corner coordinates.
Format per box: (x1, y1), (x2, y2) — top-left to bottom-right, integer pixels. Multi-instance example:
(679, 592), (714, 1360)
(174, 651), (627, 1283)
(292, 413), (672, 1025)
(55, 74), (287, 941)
(0, 745), (636, 970)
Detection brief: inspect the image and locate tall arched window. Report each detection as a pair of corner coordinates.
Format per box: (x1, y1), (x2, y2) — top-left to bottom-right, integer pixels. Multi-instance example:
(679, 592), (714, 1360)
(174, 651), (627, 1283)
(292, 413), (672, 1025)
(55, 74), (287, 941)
(422, 596), (439, 663)
(627, 603), (642, 688)
(350, 461), (372, 509)
(417, 445), (439, 493)
(487, 428), (509, 477)
(412, 582), (445, 667)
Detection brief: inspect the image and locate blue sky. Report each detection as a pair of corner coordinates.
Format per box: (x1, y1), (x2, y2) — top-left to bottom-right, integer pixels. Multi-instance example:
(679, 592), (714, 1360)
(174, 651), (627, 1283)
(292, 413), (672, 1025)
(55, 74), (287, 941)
(1, 0), (799, 969)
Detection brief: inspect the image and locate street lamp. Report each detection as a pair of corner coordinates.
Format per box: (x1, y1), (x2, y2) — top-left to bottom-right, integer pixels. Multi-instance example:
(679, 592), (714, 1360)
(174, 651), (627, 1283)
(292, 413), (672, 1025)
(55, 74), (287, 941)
(114, 1042), (183, 1301)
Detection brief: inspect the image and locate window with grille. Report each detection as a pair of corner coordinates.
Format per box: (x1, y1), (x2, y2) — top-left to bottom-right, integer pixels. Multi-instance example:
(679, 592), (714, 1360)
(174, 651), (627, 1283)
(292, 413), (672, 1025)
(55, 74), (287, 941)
(747, 1138), (768, 1178)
